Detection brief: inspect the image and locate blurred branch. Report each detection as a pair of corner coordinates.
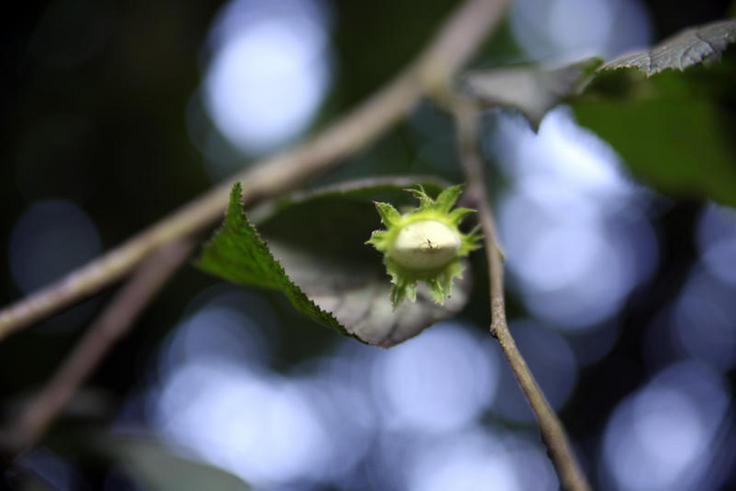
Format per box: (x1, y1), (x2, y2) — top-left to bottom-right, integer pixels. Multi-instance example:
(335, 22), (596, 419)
(0, 240), (193, 457)
(451, 98), (591, 491)
(0, 0), (511, 341)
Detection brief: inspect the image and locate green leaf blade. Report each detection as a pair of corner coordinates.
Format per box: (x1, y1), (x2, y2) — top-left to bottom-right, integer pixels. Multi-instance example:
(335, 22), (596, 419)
(197, 183), (347, 335)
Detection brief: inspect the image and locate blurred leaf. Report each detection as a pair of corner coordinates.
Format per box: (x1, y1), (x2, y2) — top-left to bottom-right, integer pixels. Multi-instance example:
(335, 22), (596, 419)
(573, 93), (736, 206)
(100, 436), (249, 491)
(197, 177), (473, 347)
(599, 19), (736, 75)
(570, 19), (736, 207)
(461, 58), (602, 127)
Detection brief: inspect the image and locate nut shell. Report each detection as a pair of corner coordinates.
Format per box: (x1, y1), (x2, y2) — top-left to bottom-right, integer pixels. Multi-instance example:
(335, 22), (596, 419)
(389, 220), (461, 271)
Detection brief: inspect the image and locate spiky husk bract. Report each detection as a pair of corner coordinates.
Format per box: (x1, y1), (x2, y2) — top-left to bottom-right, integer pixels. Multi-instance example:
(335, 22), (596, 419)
(366, 185), (481, 307)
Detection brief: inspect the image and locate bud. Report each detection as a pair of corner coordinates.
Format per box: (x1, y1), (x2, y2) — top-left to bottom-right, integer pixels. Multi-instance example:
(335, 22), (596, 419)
(366, 185), (481, 306)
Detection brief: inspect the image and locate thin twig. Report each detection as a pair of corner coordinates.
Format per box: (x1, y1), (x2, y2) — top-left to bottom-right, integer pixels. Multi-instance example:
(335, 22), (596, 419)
(452, 98), (591, 491)
(1, 240), (194, 456)
(0, 0), (511, 341)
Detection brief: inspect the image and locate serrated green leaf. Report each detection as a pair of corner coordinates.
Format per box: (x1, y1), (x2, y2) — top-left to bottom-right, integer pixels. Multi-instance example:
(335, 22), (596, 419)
(197, 183), (347, 335)
(197, 177), (473, 347)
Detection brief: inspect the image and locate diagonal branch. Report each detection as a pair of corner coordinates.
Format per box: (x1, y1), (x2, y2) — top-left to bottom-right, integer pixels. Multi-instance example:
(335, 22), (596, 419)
(0, 240), (194, 457)
(452, 98), (591, 491)
(0, 0), (511, 341)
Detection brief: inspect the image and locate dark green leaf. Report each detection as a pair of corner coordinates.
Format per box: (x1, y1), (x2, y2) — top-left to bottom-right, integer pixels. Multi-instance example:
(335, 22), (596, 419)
(573, 92), (736, 206)
(198, 177), (473, 347)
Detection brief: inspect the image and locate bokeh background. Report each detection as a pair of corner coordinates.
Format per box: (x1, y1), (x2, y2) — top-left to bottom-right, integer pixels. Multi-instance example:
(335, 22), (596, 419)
(1, 0), (736, 490)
